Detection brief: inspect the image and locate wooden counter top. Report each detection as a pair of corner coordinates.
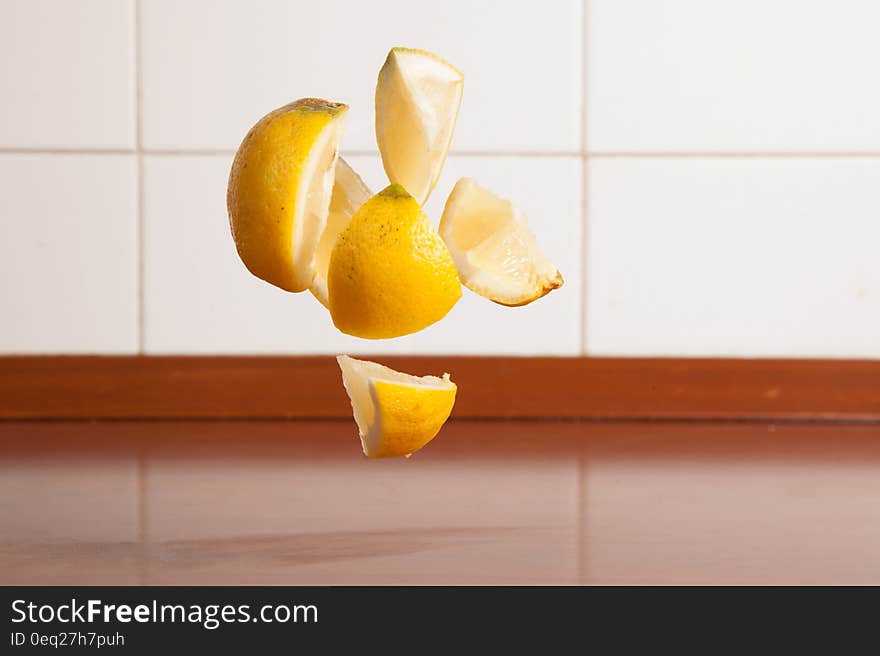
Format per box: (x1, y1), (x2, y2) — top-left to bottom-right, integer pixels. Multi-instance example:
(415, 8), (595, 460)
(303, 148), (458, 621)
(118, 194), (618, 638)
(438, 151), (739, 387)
(2, 418), (879, 584)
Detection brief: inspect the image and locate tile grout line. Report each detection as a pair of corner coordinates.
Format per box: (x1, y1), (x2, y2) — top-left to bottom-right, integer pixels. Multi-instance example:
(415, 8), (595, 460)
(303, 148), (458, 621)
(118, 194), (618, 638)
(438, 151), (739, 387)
(588, 151), (880, 158)
(132, 0), (149, 585)
(580, 160), (589, 357)
(580, 0), (589, 358)
(139, 149), (589, 158)
(581, 0), (589, 158)
(133, 0), (145, 355)
(3, 146), (880, 158)
(0, 147), (135, 155)
(133, 0), (148, 584)
(578, 0), (589, 584)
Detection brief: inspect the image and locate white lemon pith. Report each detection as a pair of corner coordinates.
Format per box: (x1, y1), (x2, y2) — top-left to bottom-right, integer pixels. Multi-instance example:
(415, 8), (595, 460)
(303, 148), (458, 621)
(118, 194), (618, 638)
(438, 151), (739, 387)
(309, 158), (372, 308)
(439, 178), (563, 306)
(337, 355), (457, 458)
(376, 47), (463, 205)
(227, 98), (347, 292)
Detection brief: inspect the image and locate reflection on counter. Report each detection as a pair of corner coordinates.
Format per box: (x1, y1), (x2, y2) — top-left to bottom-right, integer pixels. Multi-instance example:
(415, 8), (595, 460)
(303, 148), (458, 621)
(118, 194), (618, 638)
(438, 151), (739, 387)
(1, 420), (879, 584)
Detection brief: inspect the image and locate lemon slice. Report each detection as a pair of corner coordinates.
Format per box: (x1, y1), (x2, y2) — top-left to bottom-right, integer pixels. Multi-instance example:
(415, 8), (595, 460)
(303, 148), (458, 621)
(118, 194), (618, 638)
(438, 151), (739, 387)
(227, 98), (347, 292)
(439, 178), (563, 306)
(328, 184), (461, 339)
(337, 355), (457, 458)
(376, 47), (463, 205)
(309, 158), (371, 308)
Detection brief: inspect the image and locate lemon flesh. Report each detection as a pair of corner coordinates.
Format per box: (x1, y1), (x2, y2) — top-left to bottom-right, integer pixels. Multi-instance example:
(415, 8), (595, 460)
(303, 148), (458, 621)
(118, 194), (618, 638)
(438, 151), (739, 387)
(227, 98), (347, 292)
(328, 184), (462, 339)
(310, 158), (371, 308)
(440, 178), (563, 306)
(337, 355), (456, 458)
(376, 47), (463, 205)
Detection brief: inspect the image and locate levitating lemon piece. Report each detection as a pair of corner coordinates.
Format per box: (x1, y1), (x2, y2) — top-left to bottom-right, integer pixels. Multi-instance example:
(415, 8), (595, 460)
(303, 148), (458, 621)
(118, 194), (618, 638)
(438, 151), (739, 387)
(439, 178), (563, 306)
(337, 355), (456, 458)
(227, 98), (347, 292)
(328, 184), (462, 339)
(376, 47), (463, 205)
(309, 158), (371, 308)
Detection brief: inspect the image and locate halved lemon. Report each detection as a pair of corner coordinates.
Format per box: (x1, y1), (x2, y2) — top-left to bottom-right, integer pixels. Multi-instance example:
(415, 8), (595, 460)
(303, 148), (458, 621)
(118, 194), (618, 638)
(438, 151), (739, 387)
(439, 178), (563, 306)
(376, 47), (463, 205)
(328, 184), (462, 339)
(227, 98), (347, 292)
(309, 158), (371, 308)
(337, 355), (457, 458)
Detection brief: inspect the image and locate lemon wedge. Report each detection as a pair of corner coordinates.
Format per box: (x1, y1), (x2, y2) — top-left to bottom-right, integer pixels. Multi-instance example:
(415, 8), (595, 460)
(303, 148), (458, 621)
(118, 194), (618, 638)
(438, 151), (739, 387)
(227, 98), (347, 292)
(337, 355), (457, 458)
(376, 47), (463, 205)
(309, 158), (371, 308)
(439, 178), (563, 306)
(328, 184), (461, 339)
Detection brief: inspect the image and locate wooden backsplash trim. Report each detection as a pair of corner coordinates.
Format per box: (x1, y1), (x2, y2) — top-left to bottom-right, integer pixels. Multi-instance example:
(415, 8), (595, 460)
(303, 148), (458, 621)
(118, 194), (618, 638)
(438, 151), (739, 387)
(1, 356), (878, 420)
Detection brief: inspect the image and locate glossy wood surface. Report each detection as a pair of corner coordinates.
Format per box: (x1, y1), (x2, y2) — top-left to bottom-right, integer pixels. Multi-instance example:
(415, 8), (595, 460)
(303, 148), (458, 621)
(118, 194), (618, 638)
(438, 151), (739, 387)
(2, 356), (879, 420)
(2, 418), (879, 584)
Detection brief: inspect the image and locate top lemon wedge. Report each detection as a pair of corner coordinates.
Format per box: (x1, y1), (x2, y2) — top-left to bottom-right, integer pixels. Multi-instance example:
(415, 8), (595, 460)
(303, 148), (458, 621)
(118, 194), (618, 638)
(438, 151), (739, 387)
(376, 47), (463, 206)
(227, 98), (347, 292)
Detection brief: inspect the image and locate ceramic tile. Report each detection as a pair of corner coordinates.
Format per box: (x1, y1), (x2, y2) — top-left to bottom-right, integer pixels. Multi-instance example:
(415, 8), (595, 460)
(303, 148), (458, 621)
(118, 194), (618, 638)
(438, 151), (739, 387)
(0, 0), (135, 148)
(140, 0), (581, 152)
(586, 157), (880, 357)
(587, 0), (880, 152)
(0, 155), (137, 353)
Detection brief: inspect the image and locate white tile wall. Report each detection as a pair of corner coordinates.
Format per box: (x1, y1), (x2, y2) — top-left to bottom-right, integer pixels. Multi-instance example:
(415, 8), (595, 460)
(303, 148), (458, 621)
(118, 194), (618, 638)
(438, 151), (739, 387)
(586, 157), (880, 358)
(587, 0), (880, 153)
(0, 0), (135, 149)
(0, 155), (137, 353)
(1, 0), (879, 357)
(139, 0), (582, 153)
(143, 154), (356, 355)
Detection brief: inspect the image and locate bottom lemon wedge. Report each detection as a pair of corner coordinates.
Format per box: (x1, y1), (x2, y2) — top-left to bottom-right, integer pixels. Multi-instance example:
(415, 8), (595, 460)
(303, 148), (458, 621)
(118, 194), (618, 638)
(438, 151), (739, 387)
(337, 355), (457, 458)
